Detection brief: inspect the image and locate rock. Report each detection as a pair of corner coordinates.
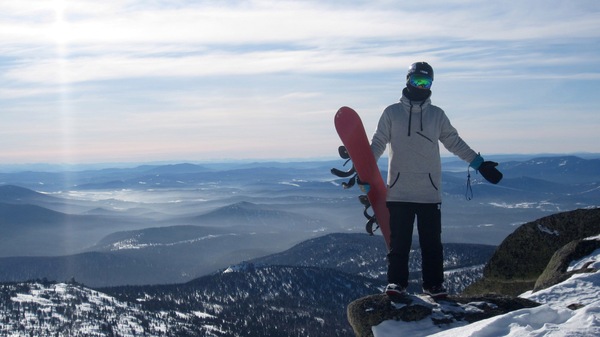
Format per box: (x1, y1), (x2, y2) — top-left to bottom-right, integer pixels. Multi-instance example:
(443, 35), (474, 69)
(533, 237), (600, 292)
(347, 209), (600, 336)
(463, 208), (600, 296)
(347, 293), (539, 337)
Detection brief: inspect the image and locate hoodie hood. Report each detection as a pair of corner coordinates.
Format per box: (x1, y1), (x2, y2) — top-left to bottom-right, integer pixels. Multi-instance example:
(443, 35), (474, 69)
(400, 91), (431, 137)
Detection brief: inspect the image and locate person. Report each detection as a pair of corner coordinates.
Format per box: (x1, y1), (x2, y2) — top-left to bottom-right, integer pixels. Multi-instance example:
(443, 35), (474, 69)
(369, 62), (502, 298)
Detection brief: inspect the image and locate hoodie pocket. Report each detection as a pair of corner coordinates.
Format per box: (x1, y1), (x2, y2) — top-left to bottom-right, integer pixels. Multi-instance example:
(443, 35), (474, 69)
(389, 172), (438, 193)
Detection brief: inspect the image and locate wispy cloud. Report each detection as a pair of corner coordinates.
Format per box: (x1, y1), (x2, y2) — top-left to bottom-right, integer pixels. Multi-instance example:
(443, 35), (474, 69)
(3, 1), (599, 84)
(1, 0), (599, 163)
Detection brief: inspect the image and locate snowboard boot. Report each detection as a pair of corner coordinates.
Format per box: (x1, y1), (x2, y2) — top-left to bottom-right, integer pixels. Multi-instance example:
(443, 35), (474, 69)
(385, 283), (406, 300)
(423, 285), (448, 299)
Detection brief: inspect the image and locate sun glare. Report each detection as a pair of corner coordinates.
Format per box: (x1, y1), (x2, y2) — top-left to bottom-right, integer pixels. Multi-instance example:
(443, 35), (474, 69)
(50, 0), (75, 166)
(52, 0), (69, 46)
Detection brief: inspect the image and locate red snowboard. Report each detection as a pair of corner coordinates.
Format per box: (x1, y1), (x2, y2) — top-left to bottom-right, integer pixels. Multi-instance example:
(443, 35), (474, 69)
(334, 106), (391, 250)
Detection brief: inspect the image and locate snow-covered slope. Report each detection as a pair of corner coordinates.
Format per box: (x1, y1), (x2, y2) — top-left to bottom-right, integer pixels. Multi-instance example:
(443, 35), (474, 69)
(0, 265), (381, 336)
(373, 241), (600, 337)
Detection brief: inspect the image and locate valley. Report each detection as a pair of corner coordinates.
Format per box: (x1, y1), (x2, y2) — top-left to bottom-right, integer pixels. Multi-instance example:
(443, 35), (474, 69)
(0, 155), (598, 336)
(0, 155), (598, 287)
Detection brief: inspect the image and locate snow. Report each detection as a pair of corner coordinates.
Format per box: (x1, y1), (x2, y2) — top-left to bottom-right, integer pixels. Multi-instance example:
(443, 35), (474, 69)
(110, 233), (238, 250)
(373, 247), (600, 337)
(4, 282), (150, 336)
(537, 224), (560, 236)
(193, 311), (217, 319)
(488, 201), (561, 211)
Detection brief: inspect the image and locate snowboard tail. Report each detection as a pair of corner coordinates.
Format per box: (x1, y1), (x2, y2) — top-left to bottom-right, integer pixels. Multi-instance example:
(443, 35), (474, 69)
(332, 106), (391, 250)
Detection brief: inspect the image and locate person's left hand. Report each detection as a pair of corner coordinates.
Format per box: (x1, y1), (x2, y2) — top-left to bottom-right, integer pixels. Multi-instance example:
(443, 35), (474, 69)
(478, 161), (503, 184)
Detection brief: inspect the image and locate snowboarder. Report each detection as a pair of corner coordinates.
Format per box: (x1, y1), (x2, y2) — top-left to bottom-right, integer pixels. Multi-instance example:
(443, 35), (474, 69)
(369, 62), (502, 298)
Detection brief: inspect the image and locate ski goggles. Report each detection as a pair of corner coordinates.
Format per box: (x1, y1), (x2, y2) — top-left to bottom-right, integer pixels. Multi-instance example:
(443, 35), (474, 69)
(408, 74), (433, 89)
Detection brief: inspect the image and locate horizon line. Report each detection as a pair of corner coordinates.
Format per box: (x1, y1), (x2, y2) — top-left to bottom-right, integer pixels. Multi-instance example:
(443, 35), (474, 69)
(0, 152), (599, 173)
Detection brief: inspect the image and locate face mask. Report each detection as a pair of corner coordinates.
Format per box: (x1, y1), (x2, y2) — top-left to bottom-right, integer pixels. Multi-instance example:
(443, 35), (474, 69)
(405, 85), (431, 101)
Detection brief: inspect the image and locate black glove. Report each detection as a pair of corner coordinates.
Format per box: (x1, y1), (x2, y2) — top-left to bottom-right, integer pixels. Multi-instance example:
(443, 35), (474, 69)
(478, 161), (503, 184)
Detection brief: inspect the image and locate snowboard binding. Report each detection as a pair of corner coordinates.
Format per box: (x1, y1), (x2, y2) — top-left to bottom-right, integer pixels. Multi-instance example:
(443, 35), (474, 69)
(359, 195), (379, 235)
(332, 146), (380, 236)
(330, 146), (358, 189)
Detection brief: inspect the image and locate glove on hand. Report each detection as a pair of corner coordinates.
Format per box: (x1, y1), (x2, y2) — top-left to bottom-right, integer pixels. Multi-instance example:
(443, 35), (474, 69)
(478, 161), (503, 184)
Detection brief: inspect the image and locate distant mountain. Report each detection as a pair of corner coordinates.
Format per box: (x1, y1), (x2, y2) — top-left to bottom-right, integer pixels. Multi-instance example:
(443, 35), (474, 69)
(0, 160), (341, 194)
(0, 156), (597, 286)
(0, 230), (494, 290)
(0, 201), (155, 257)
(0, 184), (50, 202)
(183, 201), (333, 231)
(0, 252), (175, 286)
(444, 155), (600, 184)
(0, 184), (149, 215)
(91, 224), (234, 251)
(1, 155), (598, 191)
(144, 163), (211, 174)
(247, 233), (496, 294)
(0, 224), (324, 286)
(442, 156), (600, 206)
(0, 202), (68, 228)
(501, 156), (600, 184)
(250, 233), (389, 278)
(0, 202), (95, 256)
(0, 185), (68, 207)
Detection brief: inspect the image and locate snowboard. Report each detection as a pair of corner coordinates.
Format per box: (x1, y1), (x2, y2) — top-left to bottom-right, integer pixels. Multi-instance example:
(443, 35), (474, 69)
(333, 106), (391, 250)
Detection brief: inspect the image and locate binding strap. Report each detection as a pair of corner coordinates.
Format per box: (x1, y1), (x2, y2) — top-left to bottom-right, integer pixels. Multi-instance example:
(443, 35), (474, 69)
(359, 195), (379, 235)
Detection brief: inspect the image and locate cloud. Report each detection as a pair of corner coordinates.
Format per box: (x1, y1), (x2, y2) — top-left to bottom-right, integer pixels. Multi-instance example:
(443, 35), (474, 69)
(1, 0), (599, 163)
(2, 0), (599, 85)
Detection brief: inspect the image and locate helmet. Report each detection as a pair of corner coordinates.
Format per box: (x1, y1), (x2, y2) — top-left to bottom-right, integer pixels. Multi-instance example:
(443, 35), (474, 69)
(406, 62), (434, 81)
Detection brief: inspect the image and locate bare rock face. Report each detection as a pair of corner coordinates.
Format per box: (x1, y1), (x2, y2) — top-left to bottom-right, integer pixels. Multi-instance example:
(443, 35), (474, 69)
(347, 294), (539, 337)
(463, 208), (600, 296)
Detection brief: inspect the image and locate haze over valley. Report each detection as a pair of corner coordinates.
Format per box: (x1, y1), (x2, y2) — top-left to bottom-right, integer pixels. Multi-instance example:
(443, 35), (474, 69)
(0, 154), (598, 287)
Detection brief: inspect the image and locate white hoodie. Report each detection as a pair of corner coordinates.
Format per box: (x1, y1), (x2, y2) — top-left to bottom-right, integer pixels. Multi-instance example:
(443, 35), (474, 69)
(371, 95), (478, 203)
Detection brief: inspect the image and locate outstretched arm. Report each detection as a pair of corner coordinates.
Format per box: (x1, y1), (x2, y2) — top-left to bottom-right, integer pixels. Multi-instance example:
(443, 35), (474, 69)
(439, 113), (502, 184)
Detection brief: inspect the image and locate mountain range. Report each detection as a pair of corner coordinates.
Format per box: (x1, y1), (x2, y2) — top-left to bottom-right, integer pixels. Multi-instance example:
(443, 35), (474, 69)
(0, 155), (598, 287)
(1, 219), (597, 337)
(0, 232), (495, 337)
(0, 155), (599, 336)
(0, 266), (378, 337)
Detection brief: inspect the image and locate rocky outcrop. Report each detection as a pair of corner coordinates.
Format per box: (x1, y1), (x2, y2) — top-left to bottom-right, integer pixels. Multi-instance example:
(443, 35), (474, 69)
(347, 293), (539, 337)
(463, 208), (600, 296)
(533, 236), (600, 292)
(347, 208), (600, 337)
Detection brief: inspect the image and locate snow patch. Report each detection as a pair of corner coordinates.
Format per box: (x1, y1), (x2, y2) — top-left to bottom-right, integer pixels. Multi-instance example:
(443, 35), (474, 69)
(537, 224), (560, 236)
(567, 247), (600, 272)
(110, 233), (238, 251)
(193, 311), (217, 319)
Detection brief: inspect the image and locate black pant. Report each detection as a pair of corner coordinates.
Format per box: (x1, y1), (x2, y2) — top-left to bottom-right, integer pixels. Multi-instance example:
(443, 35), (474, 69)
(386, 202), (443, 289)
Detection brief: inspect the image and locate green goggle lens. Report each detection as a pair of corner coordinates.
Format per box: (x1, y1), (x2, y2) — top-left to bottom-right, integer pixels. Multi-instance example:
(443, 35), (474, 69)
(409, 74), (433, 89)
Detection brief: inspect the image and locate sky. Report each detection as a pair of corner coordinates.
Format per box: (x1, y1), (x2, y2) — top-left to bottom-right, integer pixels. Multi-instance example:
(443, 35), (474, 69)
(1, 0), (599, 165)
